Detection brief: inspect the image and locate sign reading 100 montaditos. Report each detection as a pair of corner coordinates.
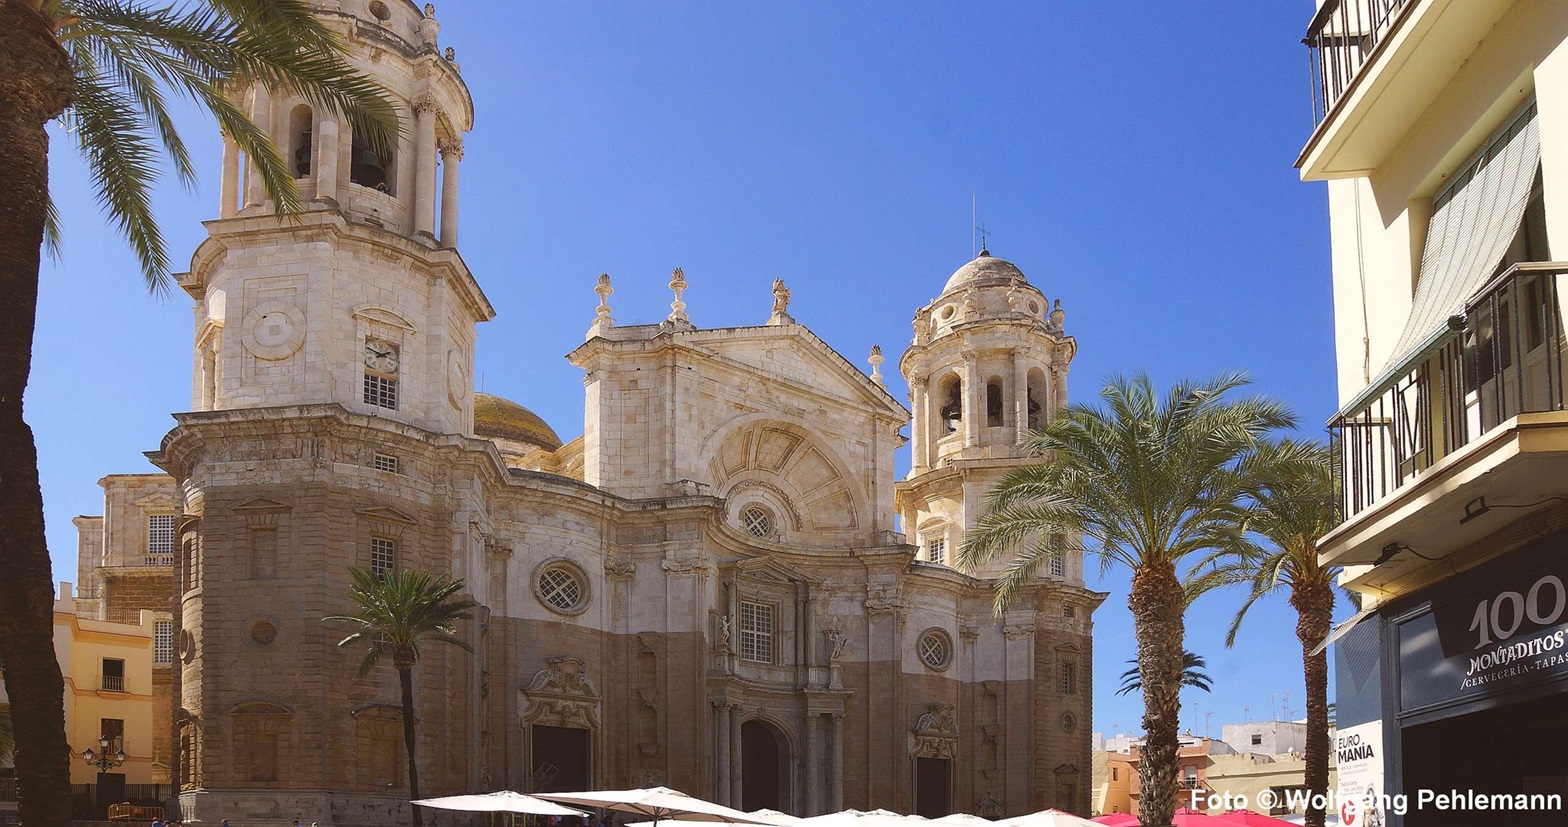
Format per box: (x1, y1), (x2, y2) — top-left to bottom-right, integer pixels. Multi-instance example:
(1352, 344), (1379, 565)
(1400, 543), (1568, 709)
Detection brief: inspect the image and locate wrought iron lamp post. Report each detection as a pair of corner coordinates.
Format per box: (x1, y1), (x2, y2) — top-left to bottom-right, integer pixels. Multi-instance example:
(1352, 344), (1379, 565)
(81, 736), (127, 772)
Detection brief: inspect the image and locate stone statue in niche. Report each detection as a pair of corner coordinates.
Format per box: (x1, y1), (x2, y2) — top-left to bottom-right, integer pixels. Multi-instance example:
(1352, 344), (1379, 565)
(716, 614), (733, 653)
(824, 626), (846, 662)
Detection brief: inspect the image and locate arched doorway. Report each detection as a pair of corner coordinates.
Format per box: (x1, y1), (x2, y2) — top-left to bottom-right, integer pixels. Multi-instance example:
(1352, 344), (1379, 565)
(741, 719), (786, 811)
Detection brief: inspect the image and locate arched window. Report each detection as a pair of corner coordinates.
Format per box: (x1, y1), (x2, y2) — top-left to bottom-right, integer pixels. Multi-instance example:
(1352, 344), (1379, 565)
(288, 105), (313, 178)
(938, 374), (963, 434)
(1027, 369), (1047, 431)
(350, 131), (393, 192)
(986, 377), (1004, 427)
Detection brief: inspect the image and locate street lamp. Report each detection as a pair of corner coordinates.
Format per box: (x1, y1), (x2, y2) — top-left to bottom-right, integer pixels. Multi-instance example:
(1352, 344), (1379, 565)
(81, 736), (127, 773)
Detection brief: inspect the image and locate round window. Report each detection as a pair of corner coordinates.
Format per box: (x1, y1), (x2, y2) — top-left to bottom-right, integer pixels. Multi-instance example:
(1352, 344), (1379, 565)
(918, 629), (953, 671)
(368, 1), (391, 21)
(535, 563), (588, 614)
(741, 506), (774, 538)
(939, 305), (956, 320)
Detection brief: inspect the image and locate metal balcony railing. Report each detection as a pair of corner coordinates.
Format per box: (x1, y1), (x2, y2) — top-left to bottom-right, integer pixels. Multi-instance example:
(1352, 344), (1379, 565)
(101, 674), (125, 692)
(1332, 263), (1568, 519)
(1306, 0), (1417, 125)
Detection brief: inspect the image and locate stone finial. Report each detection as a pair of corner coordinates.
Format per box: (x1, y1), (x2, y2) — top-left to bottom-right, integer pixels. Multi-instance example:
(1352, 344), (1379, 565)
(868, 345), (885, 385)
(767, 278), (793, 325)
(418, 6), (439, 46)
(1050, 298), (1065, 330)
(588, 273), (614, 336)
(663, 267), (693, 330)
(912, 313), (930, 345)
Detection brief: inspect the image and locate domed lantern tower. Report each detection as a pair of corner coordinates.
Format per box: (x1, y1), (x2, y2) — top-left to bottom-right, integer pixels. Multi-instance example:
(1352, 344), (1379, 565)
(895, 250), (1080, 582)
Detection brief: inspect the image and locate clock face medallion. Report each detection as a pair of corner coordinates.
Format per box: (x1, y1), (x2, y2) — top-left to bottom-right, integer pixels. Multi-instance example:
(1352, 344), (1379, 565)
(365, 339), (399, 373)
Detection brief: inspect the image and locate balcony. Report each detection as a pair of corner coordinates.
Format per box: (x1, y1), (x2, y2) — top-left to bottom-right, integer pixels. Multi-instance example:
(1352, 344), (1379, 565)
(1306, 0), (1415, 126)
(1325, 263), (1568, 584)
(1298, 0), (1517, 179)
(101, 674), (125, 692)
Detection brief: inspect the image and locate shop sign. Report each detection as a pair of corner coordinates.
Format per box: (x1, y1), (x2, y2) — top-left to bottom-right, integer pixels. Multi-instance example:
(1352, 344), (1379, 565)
(1335, 720), (1386, 826)
(1403, 550), (1568, 707)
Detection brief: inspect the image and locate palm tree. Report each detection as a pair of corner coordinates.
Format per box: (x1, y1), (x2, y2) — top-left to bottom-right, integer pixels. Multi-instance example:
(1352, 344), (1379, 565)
(1116, 651), (1213, 697)
(958, 372), (1293, 827)
(1194, 439), (1340, 827)
(1, 4), (394, 824)
(326, 568), (478, 827)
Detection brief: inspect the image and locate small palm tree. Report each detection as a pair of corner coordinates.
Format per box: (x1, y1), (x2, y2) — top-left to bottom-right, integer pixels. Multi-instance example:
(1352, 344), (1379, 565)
(959, 372), (1293, 826)
(1, 4), (395, 824)
(1194, 439), (1340, 827)
(326, 568), (477, 827)
(1116, 651), (1212, 697)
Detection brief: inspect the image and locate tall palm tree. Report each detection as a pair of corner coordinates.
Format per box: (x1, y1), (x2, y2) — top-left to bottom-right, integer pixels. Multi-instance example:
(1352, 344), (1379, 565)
(1116, 651), (1213, 697)
(1, 4), (394, 824)
(959, 372), (1293, 827)
(326, 568), (478, 827)
(1194, 439), (1340, 827)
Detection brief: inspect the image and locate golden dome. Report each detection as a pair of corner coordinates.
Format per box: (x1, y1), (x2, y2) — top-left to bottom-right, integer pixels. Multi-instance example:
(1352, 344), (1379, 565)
(473, 393), (562, 451)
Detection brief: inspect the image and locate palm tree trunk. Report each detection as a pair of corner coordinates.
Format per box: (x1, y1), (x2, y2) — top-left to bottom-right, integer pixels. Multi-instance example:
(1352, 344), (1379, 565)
(1130, 559), (1185, 827)
(0, 6), (76, 827)
(1292, 580), (1334, 827)
(399, 663), (424, 827)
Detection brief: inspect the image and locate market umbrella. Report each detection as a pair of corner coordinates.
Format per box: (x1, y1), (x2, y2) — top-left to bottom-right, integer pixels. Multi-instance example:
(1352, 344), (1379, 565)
(1217, 812), (1296, 826)
(995, 810), (1104, 827)
(414, 791), (590, 815)
(1170, 809), (1235, 826)
(796, 809), (929, 827)
(413, 790), (591, 827)
(630, 809), (807, 827)
(934, 815), (998, 827)
(1091, 816), (1140, 827)
(533, 786), (783, 826)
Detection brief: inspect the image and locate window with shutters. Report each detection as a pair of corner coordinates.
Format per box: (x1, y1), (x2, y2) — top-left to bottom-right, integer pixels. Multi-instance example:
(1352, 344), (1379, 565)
(370, 537), (396, 578)
(147, 514), (175, 564)
(739, 601), (775, 664)
(154, 620), (174, 665)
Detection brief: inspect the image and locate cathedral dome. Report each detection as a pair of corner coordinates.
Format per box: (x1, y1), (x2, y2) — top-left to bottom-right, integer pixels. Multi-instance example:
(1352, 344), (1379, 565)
(942, 250), (1028, 293)
(474, 393), (563, 451)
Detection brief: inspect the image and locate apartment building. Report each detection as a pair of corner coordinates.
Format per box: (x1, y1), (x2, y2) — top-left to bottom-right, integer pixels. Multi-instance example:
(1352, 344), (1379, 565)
(1301, 2), (1568, 825)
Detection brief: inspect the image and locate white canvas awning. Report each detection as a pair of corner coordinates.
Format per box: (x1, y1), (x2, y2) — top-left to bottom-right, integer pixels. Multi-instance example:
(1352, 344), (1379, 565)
(1337, 102), (1541, 419)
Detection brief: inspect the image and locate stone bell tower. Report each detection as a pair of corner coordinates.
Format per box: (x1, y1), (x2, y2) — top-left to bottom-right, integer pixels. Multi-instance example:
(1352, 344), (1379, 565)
(153, 3), (491, 824)
(180, 0), (490, 438)
(895, 249), (1082, 582)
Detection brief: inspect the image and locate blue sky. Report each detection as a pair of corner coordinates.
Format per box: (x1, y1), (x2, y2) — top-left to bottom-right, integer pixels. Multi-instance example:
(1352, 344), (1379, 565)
(31, 1), (1336, 740)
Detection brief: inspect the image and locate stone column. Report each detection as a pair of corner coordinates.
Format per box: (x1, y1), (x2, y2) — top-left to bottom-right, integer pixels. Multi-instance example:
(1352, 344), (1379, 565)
(316, 116), (340, 204)
(244, 85), (271, 208)
(439, 138), (463, 247)
(219, 132), (239, 218)
(715, 702), (732, 806)
(729, 705), (743, 806)
(828, 712), (844, 812)
(910, 371), (929, 473)
(1013, 353), (1030, 444)
(962, 355), (981, 447)
(804, 713), (820, 814)
(413, 96), (439, 237)
(1052, 365), (1068, 416)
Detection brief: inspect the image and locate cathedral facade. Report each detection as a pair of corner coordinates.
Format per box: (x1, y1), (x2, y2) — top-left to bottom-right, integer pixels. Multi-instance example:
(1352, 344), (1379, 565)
(69, 2), (1103, 824)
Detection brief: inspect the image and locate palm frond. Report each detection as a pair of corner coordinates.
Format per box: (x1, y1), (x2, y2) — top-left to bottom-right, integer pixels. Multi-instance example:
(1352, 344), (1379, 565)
(65, 64), (170, 289)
